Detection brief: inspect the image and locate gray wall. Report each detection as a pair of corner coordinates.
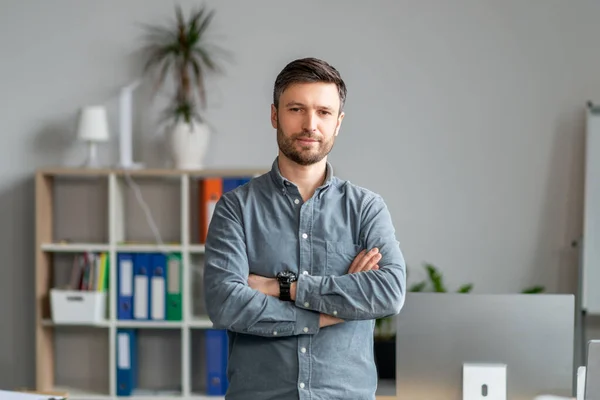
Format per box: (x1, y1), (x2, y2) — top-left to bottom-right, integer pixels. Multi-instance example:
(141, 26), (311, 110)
(2, 0), (600, 388)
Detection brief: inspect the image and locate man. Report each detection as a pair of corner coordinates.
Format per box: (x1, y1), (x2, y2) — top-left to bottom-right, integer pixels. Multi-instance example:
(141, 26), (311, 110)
(203, 57), (406, 400)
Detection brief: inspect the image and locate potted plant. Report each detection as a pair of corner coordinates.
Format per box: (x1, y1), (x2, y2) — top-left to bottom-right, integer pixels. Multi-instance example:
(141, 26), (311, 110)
(373, 262), (545, 380)
(139, 4), (230, 169)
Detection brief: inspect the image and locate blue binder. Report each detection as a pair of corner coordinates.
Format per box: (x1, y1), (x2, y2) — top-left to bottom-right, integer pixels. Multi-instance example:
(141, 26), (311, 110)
(117, 253), (134, 320)
(206, 329), (229, 395)
(222, 178), (240, 193)
(222, 177), (252, 194)
(133, 253), (151, 320)
(237, 177), (252, 186)
(116, 328), (137, 396)
(150, 253), (167, 320)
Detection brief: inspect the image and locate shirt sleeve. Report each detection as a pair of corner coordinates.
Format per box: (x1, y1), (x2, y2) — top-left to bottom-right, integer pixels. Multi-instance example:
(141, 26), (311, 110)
(294, 194), (406, 320)
(203, 193), (321, 338)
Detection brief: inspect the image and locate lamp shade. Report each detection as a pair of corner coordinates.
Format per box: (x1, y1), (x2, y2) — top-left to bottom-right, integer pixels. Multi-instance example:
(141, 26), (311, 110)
(77, 106), (110, 141)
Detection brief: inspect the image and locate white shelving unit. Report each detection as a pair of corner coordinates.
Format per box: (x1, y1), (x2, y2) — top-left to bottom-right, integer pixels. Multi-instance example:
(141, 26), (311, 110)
(34, 167), (266, 400)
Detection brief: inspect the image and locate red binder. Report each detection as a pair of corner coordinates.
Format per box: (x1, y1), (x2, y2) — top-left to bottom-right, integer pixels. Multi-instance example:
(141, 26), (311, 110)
(199, 178), (222, 243)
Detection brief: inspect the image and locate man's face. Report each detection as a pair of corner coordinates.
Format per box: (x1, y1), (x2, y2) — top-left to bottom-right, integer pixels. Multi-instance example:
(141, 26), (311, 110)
(271, 82), (344, 166)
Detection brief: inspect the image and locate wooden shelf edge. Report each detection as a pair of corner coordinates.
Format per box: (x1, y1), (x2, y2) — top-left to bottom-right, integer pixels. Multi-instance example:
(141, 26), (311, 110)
(41, 243), (110, 252)
(40, 243), (205, 254)
(41, 319), (215, 329)
(36, 167), (269, 178)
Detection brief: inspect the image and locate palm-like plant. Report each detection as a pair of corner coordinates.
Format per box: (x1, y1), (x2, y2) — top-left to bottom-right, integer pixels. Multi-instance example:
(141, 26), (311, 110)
(139, 4), (229, 125)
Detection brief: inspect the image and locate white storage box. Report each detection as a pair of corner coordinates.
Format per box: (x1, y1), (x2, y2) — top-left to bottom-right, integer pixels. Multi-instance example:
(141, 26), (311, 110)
(50, 289), (107, 324)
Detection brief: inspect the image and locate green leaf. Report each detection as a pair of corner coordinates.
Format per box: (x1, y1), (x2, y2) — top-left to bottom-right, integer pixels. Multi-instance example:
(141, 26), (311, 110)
(522, 285), (545, 294)
(409, 281), (427, 292)
(425, 263), (446, 292)
(138, 3), (230, 124)
(190, 55), (206, 107)
(457, 283), (473, 293)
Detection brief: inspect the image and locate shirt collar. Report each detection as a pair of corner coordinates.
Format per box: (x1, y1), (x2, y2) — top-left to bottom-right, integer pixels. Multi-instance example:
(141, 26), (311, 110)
(269, 156), (335, 193)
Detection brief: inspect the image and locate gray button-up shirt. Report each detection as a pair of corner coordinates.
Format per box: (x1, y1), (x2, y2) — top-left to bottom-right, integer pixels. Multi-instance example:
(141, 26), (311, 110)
(204, 157), (406, 400)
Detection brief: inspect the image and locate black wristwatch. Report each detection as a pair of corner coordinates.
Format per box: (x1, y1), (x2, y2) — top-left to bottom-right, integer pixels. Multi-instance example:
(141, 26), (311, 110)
(276, 271), (298, 301)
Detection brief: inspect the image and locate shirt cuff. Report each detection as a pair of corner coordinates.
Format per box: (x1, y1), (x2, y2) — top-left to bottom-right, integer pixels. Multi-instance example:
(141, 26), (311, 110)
(295, 274), (344, 319)
(294, 306), (320, 335)
(295, 273), (322, 309)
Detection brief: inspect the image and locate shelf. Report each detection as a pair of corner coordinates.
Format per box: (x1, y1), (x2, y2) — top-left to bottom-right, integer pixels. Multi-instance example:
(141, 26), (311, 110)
(41, 243), (198, 253)
(42, 319), (109, 328)
(115, 244), (183, 253)
(189, 244), (205, 254)
(34, 167), (270, 398)
(43, 319), (214, 329)
(189, 317), (213, 328)
(38, 167), (265, 178)
(51, 386), (110, 400)
(41, 243), (110, 252)
(116, 320), (183, 329)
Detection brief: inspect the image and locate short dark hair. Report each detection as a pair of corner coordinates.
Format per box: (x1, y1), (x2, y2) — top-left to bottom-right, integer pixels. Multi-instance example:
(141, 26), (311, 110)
(273, 57), (347, 113)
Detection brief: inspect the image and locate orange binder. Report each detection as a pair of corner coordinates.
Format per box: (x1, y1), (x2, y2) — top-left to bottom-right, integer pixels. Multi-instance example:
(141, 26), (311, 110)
(199, 178), (223, 243)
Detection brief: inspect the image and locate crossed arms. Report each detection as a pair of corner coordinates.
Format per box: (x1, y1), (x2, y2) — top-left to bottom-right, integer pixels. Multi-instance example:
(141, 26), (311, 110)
(202, 193), (406, 338)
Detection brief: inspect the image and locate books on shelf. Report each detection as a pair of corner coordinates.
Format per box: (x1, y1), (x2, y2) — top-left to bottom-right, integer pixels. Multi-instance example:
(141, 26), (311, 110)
(50, 252), (109, 325)
(69, 252), (109, 292)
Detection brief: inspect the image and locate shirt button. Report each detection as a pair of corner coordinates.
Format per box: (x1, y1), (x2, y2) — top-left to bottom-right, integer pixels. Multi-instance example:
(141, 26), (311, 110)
(301, 347), (306, 353)
(302, 270), (309, 275)
(294, 198), (300, 204)
(273, 331), (277, 335)
(304, 302), (309, 307)
(333, 310), (338, 316)
(303, 327), (309, 333)
(302, 233), (308, 239)
(299, 383), (305, 389)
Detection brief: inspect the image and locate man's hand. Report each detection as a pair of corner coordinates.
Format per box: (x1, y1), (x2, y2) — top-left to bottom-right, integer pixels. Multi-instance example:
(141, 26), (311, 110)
(347, 248), (382, 274)
(248, 274), (278, 297)
(319, 313), (343, 328)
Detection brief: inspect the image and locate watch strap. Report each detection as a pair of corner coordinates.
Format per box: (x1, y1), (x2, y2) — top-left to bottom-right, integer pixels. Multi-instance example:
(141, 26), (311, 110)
(279, 281), (292, 301)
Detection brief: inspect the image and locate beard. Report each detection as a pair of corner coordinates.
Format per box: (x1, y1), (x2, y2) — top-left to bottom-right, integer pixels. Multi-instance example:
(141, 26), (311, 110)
(276, 124), (335, 166)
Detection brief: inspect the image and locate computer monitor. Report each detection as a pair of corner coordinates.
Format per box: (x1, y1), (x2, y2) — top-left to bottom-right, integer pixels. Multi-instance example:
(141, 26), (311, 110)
(395, 293), (575, 400)
(585, 340), (600, 399)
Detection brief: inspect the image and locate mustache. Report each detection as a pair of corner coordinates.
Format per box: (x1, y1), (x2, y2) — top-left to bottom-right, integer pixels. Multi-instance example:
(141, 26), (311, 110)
(293, 132), (321, 141)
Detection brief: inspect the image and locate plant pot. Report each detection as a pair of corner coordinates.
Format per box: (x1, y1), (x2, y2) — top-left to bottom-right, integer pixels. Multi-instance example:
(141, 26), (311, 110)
(374, 338), (396, 380)
(169, 120), (210, 169)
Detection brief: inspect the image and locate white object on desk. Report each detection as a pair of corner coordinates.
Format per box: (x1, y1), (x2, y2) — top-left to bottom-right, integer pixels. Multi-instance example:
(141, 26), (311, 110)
(463, 363), (506, 400)
(0, 390), (62, 400)
(577, 366), (586, 400)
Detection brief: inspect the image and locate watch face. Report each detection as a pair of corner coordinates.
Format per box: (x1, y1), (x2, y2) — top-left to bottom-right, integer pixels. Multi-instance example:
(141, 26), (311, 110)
(278, 270), (297, 282)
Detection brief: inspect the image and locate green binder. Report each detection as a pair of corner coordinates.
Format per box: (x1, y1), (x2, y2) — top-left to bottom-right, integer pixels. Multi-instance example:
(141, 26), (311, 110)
(166, 252), (182, 321)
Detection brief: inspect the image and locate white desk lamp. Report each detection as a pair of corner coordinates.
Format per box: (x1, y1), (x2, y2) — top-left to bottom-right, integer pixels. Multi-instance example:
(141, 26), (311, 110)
(77, 105), (110, 168)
